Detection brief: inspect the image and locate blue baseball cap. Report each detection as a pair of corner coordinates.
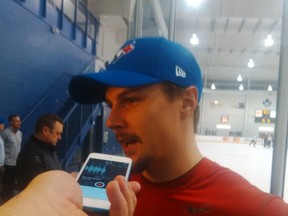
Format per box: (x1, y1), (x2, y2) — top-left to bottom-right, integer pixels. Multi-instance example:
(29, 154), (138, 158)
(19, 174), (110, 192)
(69, 37), (202, 104)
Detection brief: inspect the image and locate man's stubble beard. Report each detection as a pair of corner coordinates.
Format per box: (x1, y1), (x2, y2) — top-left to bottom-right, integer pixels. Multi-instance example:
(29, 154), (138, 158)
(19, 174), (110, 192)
(131, 155), (151, 174)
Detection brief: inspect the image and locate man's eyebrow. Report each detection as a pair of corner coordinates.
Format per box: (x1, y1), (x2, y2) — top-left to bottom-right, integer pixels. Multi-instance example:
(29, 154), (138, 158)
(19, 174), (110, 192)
(104, 89), (130, 105)
(105, 86), (145, 103)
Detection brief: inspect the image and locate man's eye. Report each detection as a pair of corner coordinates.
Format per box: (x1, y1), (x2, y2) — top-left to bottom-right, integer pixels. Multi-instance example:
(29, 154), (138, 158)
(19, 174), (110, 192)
(125, 97), (140, 105)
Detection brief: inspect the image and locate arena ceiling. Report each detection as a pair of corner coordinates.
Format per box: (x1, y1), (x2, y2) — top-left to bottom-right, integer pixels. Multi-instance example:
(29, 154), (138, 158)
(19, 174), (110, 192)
(88, 0), (283, 92)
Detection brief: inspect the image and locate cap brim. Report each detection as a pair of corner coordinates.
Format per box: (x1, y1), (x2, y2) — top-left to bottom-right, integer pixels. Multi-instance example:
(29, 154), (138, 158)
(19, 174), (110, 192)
(69, 70), (163, 104)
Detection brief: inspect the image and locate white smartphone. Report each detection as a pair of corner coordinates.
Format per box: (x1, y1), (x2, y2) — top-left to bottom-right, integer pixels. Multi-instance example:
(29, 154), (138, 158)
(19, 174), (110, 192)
(76, 153), (132, 212)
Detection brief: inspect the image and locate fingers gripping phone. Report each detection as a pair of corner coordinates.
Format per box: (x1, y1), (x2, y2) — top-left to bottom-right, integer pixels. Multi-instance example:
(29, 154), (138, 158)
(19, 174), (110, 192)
(76, 153), (132, 212)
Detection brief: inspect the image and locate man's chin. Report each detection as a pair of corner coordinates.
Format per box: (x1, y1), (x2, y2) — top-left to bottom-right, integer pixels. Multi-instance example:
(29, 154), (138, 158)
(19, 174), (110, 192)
(131, 156), (150, 174)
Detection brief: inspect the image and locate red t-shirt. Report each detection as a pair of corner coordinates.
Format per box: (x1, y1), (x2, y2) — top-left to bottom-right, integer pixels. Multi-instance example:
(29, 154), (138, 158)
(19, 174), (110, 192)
(130, 158), (288, 216)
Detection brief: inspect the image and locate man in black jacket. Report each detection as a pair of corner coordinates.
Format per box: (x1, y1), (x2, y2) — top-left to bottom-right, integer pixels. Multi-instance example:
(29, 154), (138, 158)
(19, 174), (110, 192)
(16, 113), (64, 191)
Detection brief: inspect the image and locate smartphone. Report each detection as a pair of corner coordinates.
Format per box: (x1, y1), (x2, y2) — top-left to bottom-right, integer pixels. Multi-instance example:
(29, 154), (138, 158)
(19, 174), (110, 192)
(76, 153), (132, 212)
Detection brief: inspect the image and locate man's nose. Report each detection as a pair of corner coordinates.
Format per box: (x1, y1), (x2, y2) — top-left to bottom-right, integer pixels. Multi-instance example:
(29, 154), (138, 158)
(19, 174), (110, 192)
(106, 107), (125, 130)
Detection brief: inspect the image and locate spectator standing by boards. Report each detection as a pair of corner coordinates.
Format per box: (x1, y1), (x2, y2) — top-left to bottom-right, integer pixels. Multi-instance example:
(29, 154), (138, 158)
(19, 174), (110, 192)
(0, 116), (5, 197)
(1, 114), (22, 202)
(16, 113), (64, 191)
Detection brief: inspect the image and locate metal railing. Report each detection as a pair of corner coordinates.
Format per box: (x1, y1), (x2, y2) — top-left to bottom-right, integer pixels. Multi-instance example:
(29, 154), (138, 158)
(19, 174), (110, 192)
(21, 58), (96, 146)
(15, 0), (99, 55)
(59, 103), (103, 170)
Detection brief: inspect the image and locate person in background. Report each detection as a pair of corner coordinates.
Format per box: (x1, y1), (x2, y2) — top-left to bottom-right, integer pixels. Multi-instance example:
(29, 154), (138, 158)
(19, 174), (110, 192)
(0, 170), (140, 216)
(69, 37), (288, 215)
(17, 113), (63, 191)
(1, 114), (22, 202)
(267, 133), (273, 148)
(0, 116), (5, 198)
(263, 133), (268, 148)
(249, 135), (257, 147)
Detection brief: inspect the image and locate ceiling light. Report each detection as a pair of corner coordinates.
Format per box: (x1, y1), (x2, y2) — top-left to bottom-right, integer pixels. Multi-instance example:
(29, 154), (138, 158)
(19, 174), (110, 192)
(186, 0), (203, 8)
(247, 58), (254, 68)
(264, 34), (274, 47)
(268, 85), (273, 92)
(237, 74), (242, 82)
(211, 83), (216, 90)
(190, 33), (199, 45)
(239, 84), (244, 91)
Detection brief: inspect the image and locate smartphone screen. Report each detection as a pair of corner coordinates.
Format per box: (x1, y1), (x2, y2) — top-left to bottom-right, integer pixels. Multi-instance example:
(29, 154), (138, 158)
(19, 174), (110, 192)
(77, 153), (132, 212)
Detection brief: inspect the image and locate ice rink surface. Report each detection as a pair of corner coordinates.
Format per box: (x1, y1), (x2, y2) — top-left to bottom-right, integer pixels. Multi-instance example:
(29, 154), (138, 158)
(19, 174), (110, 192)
(197, 141), (288, 202)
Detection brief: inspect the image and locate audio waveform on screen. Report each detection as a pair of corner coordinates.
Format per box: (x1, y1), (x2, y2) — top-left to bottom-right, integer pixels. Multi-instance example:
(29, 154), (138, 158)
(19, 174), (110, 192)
(85, 164), (107, 175)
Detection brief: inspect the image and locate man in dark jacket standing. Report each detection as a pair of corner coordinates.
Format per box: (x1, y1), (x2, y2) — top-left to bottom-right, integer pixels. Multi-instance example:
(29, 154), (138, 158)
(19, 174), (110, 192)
(16, 113), (64, 191)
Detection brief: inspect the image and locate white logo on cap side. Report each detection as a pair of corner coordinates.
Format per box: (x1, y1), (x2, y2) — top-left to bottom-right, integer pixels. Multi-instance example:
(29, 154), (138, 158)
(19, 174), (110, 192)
(175, 65), (186, 78)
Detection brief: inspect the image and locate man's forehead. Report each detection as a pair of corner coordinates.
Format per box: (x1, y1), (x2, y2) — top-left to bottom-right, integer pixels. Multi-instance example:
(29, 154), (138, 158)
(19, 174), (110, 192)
(105, 84), (162, 100)
(54, 121), (64, 128)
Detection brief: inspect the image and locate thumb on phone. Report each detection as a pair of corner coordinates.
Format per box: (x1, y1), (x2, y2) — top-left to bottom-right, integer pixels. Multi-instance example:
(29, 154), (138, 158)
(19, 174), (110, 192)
(107, 176), (141, 216)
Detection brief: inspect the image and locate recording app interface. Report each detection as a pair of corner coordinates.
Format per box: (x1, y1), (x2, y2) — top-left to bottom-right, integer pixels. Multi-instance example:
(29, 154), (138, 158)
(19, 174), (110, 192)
(78, 158), (130, 200)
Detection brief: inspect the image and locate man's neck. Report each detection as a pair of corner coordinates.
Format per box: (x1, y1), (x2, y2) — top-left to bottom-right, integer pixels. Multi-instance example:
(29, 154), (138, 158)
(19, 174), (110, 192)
(10, 127), (18, 133)
(142, 143), (203, 183)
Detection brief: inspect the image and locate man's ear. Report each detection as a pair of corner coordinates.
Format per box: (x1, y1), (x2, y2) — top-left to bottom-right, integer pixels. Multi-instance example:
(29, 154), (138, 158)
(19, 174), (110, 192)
(42, 126), (50, 136)
(181, 86), (198, 117)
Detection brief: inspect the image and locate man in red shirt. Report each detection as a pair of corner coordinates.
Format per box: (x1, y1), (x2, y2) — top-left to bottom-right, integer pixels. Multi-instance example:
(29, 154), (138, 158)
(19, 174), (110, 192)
(69, 37), (288, 215)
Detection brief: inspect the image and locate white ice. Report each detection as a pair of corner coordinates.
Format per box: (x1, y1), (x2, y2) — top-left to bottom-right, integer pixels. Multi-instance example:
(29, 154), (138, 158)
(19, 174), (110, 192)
(197, 140), (288, 202)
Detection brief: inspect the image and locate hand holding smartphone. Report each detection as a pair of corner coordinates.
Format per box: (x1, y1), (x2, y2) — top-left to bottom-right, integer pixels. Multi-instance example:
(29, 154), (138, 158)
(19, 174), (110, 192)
(76, 153), (132, 212)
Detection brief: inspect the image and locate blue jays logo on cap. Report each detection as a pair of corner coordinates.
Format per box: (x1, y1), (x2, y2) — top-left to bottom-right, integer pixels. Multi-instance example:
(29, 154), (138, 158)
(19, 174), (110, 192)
(113, 40), (136, 63)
